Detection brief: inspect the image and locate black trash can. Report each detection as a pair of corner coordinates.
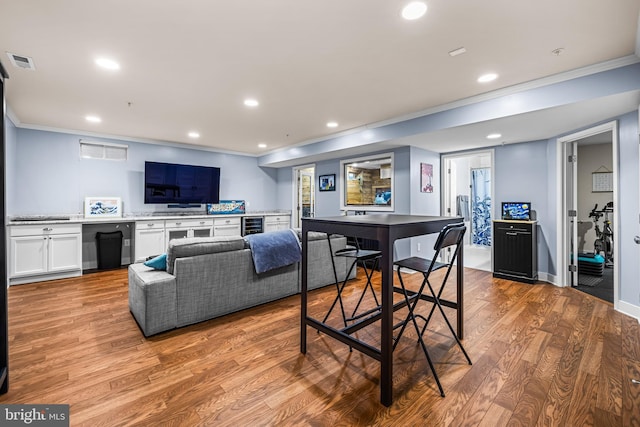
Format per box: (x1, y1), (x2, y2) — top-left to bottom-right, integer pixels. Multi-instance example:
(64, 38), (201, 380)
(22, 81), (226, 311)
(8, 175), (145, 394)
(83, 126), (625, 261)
(96, 231), (123, 270)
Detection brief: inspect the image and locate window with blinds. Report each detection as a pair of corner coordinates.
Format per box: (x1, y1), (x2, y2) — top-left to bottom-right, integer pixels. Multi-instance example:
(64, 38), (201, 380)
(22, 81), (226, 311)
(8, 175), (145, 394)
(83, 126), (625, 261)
(79, 140), (128, 161)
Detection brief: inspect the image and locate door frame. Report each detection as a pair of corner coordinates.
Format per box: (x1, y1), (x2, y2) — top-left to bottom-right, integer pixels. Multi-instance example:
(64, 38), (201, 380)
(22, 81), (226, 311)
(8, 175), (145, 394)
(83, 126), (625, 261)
(292, 164), (315, 229)
(441, 149), (495, 267)
(556, 121), (618, 308)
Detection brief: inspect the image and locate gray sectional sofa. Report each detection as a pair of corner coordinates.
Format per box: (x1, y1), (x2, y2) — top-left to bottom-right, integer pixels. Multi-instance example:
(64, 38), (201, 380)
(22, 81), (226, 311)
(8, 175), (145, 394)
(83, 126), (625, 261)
(128, 231), (353, 336)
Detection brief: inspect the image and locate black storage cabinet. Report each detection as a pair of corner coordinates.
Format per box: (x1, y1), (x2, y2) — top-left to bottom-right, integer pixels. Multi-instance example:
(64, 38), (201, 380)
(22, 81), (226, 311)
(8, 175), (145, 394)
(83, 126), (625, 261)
(96, 231), (123, 270)
(492, 220), (538, 284)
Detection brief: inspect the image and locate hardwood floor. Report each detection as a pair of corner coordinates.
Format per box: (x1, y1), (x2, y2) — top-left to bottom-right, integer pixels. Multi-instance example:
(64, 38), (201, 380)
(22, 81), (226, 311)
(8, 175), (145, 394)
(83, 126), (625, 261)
(1, 267), (639, 426)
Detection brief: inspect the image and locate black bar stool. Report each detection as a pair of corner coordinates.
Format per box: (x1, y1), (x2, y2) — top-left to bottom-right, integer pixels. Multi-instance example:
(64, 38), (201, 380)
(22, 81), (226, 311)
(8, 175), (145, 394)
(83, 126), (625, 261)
(323, 235), (382, 327)
(393, 222), (472, 397)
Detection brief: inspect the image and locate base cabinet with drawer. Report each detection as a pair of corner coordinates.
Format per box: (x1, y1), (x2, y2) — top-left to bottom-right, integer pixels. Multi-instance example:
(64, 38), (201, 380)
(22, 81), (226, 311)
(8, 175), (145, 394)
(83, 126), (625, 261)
(9, 223), (82, 285)
(134, 220), (166, 262)
(165, 218), (213, 243)
(212, 217), (241, 236)
(264, 215), (291, 233)
(492, 220), (538, 284)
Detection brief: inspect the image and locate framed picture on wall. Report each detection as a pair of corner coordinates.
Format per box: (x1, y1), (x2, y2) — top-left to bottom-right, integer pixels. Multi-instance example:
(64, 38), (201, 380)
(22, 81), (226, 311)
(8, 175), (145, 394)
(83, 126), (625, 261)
(319, 174), (336, 192)
(420, 163), (433, 193)
(84, 197), (122, 218)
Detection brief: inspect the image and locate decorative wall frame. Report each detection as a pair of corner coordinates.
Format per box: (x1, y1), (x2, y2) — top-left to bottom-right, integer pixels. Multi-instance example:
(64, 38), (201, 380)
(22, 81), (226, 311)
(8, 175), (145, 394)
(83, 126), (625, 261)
(84, 197), (122, 218)
(592, 168), (613, 192)
(420, 163), (433, 193)
(207, 200), (246, 215)
(319, 174), (336, 192)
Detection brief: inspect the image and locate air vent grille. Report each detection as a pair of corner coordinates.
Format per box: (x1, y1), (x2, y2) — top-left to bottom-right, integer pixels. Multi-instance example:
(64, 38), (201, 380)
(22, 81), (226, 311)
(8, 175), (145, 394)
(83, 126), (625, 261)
(6, 52), (35, 71)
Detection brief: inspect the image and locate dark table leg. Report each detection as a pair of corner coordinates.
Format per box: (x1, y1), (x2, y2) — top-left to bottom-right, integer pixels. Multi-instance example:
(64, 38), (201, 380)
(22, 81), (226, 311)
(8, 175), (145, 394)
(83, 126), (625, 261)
(456, 242), (464, 339)
(380, 232), (393, 407)
(301, 229), (308, 354)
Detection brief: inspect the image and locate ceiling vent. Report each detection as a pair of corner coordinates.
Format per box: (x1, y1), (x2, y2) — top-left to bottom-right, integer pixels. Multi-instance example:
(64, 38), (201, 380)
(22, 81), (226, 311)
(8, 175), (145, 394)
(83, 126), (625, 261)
(6, 52), (36, 71)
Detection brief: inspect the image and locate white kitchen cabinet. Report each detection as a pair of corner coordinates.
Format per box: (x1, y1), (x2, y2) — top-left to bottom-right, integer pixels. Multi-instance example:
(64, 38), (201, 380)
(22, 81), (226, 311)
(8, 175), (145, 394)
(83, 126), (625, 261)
(165, 218), (214, 243)
(264, 215), (291, 233)
(134, 221), (166, 262)
(213, 217), (241, 236)
(9, 223), (82, 284)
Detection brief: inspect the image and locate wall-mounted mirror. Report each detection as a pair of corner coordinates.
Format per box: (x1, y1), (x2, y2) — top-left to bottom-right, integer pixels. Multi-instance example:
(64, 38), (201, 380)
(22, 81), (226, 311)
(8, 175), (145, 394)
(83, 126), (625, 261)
(340, 153), (394, 211)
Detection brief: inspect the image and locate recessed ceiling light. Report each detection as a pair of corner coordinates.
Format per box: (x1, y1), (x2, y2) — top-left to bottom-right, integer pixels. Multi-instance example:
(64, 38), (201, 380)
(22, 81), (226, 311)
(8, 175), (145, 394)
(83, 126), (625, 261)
(326, 121), (338, 128)
(95, 58), (120, 70)
(477, 73), (498, 83)
(258, 143), (267, 148)
(85, 115), (101, 123)
(188, 131), (200, 138)
(244, 99), (259, 107)
(448, 47), (467, 57)
(402, 2), (427, 20)
(486, 133), (502, 139)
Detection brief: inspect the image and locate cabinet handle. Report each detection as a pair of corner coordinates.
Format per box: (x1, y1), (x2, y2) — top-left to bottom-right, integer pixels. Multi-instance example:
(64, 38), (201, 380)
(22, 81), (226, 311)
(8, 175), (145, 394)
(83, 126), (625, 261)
(147, 223), (154, 227)
(43, 227), (53, 231)
(175, 222), (181, 226)
(225, 220), (230, 223)
(506, 232), (517, 236)
(200, 221), (205, 225)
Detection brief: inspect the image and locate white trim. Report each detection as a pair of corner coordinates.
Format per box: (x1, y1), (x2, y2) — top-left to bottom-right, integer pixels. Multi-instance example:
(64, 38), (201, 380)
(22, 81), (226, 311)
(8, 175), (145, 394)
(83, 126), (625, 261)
(441, 149), (495, 269)
(340, 152), (394, 212)
(292, 164), (315, 228)
(12, 121), (259, 158)
(618, 300), (640, 322)
(556, 121), (618, 308)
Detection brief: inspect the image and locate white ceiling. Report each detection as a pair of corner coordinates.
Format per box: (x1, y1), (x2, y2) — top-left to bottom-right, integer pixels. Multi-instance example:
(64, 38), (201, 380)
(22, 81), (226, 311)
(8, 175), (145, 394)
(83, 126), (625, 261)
(1, 1), (639, 158)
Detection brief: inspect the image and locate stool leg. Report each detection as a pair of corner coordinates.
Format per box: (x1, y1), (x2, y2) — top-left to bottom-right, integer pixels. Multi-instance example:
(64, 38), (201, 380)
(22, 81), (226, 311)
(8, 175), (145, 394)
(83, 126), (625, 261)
(350, 258), (380, 319)
(423, 278), (472, 365)
(322, 259), (358, 327)
(395, 269), (445, 396)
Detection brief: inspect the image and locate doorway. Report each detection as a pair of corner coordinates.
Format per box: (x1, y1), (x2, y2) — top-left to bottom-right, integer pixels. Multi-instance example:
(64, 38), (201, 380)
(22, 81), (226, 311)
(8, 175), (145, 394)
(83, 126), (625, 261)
(558, 122), (618, 306)
(442, 150), (494, 271)
(293, 165), (315, 228)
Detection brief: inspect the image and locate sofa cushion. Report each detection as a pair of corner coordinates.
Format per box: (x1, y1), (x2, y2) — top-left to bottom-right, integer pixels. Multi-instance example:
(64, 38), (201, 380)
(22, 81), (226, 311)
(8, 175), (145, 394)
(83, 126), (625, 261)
(166, 236), (246, 274)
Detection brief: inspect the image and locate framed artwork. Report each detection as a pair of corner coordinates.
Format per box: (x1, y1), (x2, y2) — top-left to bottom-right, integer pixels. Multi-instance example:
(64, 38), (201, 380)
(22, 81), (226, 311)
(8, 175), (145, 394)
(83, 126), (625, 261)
(207, 200), (246, 215)
(319, 174), (336, 192)
(84, 197), (122, 218)
(592, 171), (613, 192)
(420, 163), (433, 193)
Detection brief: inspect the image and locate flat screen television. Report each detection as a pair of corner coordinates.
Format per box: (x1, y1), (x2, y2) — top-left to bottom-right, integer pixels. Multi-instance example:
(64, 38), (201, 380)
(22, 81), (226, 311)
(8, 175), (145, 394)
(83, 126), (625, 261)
(501, 202), (531, 221)
(144, 161), (220, 205)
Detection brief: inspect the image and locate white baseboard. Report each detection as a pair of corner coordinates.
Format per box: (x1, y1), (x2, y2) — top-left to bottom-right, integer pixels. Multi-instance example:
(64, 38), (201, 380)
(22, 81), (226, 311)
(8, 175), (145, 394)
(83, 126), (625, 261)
(617, 300), (640, 322)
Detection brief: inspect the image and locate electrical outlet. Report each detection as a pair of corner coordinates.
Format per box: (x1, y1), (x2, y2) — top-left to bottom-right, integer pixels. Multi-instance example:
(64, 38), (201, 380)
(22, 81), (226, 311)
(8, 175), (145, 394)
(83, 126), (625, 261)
(124, 239), (131, 247)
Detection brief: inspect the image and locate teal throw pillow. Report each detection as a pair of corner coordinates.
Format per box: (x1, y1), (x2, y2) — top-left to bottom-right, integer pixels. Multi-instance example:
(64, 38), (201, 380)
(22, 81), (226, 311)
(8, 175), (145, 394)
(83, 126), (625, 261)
(144, 253), (167, 270)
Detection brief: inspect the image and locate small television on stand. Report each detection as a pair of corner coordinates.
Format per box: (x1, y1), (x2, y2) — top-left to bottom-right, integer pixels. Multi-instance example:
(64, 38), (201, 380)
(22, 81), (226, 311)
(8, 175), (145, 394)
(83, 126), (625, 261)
(501, 202), (531, 221)
(144, 161), (220, 206)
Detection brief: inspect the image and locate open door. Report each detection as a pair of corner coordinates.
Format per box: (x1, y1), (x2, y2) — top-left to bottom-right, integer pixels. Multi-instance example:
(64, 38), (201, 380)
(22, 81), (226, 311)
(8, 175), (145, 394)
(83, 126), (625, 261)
(293, 165), (315, 228)
(566, 141), (579, 286)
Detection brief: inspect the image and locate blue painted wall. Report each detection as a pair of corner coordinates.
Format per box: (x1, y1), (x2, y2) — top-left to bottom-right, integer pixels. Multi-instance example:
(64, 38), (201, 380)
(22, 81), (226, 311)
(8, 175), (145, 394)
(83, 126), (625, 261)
(9, 127), (279, 216)
(4, 117), (17, 213)
(494, 140), (553, 276)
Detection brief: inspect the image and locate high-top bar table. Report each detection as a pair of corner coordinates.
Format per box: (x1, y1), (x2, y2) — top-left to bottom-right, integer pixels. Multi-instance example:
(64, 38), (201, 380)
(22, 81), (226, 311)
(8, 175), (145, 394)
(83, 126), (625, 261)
(300, 214), (465, 406)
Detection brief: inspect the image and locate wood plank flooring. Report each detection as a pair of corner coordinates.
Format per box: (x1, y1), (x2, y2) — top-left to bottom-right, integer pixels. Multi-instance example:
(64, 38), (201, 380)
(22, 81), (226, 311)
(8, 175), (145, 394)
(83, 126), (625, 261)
(1, 267), (639, 426)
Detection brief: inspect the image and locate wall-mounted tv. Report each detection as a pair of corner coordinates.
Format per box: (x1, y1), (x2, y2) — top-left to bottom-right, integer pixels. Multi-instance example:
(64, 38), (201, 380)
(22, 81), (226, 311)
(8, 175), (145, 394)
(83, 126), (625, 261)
(501, 202), (531, 221)
(144, 161), (220, 205)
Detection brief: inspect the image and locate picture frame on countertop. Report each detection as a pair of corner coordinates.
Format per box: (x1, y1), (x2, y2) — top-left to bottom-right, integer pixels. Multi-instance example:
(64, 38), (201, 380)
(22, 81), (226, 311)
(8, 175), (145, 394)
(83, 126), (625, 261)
(84, 197), (122, 218)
